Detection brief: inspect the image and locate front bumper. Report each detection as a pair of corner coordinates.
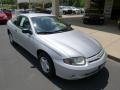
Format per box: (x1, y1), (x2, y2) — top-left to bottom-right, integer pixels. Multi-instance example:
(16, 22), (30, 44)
(54, 50), (107, 80)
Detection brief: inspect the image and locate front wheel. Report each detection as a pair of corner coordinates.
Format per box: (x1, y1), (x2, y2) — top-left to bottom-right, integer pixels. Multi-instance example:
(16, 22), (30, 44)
(38, 52), (55, 77)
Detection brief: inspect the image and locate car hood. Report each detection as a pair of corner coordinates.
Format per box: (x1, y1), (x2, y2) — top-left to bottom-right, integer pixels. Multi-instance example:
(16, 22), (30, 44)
(38, 30), (102, 58)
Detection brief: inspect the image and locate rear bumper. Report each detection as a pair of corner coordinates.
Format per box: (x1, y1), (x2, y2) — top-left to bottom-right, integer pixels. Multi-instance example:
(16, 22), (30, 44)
(54, 51), (107, 80)
(0, 19), (8, 23)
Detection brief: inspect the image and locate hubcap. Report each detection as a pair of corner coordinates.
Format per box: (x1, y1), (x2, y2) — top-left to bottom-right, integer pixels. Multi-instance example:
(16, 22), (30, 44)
(40, 57), (50, 73)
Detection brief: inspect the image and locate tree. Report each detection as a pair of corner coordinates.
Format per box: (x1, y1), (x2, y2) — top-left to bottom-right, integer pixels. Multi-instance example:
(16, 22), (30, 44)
(60, 0), (85, 7)
(1, 0), (16, 4)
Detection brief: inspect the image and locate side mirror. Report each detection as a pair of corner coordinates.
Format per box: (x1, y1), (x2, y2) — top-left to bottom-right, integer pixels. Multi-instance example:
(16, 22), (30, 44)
(67, 24), (71, 27)
(22, 28), (32, 35)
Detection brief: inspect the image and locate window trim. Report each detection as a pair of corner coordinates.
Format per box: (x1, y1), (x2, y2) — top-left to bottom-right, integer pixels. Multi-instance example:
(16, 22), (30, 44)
(12, 15), (32, 32)
(19, 16), (31, 30)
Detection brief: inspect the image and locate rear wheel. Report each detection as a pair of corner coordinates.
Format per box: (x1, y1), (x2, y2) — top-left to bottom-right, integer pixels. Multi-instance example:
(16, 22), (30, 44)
(38, 52), (55, 77)
(73, 11), (76, 14)
(63, 11), (66, 15)
(8, 33), (14, 45)
(83, 19), (87, 24)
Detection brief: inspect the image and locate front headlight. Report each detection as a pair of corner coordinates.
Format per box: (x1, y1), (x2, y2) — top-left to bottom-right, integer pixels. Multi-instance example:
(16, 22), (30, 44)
(63, 56), (86, 66)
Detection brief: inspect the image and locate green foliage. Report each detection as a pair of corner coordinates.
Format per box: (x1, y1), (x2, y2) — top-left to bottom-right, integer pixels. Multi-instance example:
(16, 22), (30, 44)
(79, 0), (85, 7)
(19, 3), (29, 9)
(60, 0), (85, 7)
(1, 0), (16, 4)
(45, 3), (52, 8)
(72, 0), (85, 7)
(0, 4), (16, 9)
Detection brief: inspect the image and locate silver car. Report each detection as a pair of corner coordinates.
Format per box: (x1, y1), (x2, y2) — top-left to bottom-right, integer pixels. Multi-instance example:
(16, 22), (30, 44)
(7, 13), (107, 80)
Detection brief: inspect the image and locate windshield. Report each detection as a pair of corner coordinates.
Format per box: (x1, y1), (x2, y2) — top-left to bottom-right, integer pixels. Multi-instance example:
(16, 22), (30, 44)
(31, 16), (72, 34)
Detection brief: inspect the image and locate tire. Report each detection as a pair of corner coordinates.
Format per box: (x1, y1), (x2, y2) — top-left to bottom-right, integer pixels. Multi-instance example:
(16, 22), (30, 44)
(38, 52), (55, 77)
(99, 21), (104, 25)
(63, 11), (66, 15)
(8, 33), (14, 45)
(83, 19), (87, 24)
(73, 11), (76, 15)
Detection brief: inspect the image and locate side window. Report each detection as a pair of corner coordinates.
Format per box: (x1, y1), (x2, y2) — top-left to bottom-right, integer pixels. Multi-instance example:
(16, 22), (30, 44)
(12, 16), (22, 26)
(20, 17), (31, 30)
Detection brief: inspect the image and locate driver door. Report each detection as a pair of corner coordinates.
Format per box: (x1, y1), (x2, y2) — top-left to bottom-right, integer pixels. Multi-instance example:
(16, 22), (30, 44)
(16, 16), (36, 55)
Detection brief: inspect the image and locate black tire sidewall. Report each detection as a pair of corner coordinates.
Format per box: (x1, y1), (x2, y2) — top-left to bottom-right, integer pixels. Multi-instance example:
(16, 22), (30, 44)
(83, 19), (87, 24)
(8, 33), (14, 44)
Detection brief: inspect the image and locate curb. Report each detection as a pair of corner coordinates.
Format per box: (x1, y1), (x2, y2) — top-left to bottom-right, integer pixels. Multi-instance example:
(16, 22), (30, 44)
(108, 55), (120, 63)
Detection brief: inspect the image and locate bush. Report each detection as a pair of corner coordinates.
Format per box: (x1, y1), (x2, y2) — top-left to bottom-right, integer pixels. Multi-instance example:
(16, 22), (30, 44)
(19, 3), (29, 9)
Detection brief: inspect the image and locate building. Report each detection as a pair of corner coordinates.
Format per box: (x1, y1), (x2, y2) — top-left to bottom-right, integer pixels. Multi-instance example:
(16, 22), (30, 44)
(85, 0), (120, 19)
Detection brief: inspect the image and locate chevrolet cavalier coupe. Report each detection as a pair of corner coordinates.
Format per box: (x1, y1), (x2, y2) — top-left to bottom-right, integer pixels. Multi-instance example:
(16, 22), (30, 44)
(7, 13), (107, 80)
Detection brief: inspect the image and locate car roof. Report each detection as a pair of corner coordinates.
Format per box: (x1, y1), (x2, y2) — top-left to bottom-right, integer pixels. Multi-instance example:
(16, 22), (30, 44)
(20, 13), (54, 18)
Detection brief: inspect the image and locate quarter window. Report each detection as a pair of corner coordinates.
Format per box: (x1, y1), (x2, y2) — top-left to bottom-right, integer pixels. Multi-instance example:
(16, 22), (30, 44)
(12, 16), (22, 26)
(20, 17), (31, 30)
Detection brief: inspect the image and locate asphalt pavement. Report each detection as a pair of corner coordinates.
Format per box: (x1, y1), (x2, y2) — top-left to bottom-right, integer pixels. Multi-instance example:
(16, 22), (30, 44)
(0, 25), (120, 90)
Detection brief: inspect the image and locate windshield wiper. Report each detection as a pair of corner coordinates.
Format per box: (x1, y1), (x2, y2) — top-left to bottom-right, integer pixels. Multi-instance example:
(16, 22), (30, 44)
(37, 32), (53, 34)
(37, 27), (73, 34)
(60, 27), (73, 31)
(52, 27), (73, 33)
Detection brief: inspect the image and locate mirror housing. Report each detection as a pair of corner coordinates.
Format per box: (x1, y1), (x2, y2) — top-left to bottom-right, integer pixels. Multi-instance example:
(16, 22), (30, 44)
(22, 28), (32, 35)
(66, 23), (71, 27)
(63, 21), (71, 27)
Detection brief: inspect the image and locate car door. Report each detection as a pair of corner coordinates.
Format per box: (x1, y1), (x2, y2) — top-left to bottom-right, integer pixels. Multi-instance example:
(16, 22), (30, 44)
(10, 16), (22, 43)
(17, 16), (36, 56)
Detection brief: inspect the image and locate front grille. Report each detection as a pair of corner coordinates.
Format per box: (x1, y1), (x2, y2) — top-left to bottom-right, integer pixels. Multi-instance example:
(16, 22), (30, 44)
(87, 49), (102, 59)
(88, 58), (100, 63)
(88, 49), (104, 63)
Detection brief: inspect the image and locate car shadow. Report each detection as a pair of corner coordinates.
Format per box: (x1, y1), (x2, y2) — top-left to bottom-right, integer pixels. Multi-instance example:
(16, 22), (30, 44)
(50, 68), (109, 90)
(13, 43), (109, 90)
(0, 23), (7, 25)
(62, 16), (120, 35)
